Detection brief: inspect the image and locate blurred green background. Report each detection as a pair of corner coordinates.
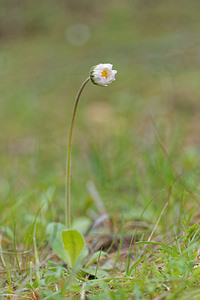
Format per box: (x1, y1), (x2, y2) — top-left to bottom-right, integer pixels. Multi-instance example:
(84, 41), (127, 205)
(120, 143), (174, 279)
(1, 0), (200, 232)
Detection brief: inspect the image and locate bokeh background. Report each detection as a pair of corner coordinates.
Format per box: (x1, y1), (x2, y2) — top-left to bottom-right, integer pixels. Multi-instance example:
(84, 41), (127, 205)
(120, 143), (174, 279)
(1, 0), (200, 232)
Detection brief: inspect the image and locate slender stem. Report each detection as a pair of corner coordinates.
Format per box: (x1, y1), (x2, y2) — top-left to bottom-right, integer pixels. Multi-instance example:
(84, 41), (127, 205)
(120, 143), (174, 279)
(65, 77), (90, 228)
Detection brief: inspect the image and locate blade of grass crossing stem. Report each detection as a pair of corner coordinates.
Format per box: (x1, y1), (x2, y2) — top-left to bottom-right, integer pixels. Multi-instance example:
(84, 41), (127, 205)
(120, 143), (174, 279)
(13, 223), (24, 279)
(114, 218), (124, 268)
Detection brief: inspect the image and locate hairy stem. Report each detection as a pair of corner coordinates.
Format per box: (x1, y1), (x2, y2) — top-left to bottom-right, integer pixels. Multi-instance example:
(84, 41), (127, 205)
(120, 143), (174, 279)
(65, 77), (90, 228)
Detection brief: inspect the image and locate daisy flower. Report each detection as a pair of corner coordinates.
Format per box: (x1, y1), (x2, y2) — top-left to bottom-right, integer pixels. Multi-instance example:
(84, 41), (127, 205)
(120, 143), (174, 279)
(90, 63), (117, 86)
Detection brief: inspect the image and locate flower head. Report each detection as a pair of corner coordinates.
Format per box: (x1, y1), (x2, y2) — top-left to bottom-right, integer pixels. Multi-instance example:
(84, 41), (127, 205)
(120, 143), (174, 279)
(90, 63), (117, 86)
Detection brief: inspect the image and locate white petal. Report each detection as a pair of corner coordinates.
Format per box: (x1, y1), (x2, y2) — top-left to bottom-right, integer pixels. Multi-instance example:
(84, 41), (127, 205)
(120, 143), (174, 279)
(90, 63), (117, 86)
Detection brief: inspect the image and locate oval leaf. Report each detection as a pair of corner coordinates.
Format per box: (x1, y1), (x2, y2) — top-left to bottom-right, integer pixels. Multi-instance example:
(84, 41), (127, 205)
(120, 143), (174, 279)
(62, 229), (85, 268)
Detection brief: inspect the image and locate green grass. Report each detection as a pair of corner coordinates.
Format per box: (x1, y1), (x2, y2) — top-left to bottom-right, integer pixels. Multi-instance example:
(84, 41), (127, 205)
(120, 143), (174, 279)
(1, 0), (200, 298)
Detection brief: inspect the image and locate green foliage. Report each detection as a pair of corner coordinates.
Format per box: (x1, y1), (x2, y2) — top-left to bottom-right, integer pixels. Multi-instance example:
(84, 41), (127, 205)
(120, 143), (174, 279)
(46, 223), (86, 268)
(1, 0), (200, 298)
(62, 229), (85, 268)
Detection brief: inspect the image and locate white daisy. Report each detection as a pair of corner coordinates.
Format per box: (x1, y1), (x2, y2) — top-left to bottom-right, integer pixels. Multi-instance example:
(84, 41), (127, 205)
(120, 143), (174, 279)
(90, 63), (117, 86)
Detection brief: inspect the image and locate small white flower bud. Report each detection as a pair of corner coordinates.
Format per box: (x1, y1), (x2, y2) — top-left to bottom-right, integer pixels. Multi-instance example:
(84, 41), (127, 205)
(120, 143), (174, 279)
(90, 63), (117, 86)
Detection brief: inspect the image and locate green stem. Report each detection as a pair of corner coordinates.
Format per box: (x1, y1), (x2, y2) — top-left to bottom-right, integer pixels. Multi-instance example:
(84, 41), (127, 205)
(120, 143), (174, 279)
(65, 77), (90, 228)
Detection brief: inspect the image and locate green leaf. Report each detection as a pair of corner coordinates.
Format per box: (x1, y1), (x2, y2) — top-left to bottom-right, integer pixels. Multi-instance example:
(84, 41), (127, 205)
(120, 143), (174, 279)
(81, 267), (109, 278)
(62, 229), (85, 268)
(46, 222), (71, 265)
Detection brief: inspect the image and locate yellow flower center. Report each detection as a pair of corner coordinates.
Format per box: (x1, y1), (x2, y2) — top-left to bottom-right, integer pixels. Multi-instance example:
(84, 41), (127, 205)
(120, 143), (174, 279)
(101, 70), (107, 78)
